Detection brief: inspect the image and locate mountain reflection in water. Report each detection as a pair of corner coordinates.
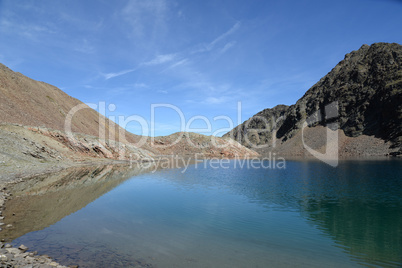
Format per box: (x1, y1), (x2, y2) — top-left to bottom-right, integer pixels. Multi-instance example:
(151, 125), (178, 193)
(1, 164), (155, 241)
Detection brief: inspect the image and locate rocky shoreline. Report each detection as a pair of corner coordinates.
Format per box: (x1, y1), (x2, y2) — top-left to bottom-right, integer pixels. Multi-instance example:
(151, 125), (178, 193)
(0, 242), (72, 268)
(0, 185), (73, 268)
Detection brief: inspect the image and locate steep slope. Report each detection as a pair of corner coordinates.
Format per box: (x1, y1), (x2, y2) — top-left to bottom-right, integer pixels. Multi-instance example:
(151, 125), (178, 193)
(0, 63), (145, 146)
(224, 43), (402, 156)
(224, 105), (289, 148)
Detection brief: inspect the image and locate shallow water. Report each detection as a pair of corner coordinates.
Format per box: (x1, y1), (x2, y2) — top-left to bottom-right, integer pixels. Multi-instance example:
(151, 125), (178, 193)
(7, 159), (402, 267)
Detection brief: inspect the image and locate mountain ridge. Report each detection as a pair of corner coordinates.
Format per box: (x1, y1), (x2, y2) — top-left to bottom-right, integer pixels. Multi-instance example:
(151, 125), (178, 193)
(224, 42), (402, 156)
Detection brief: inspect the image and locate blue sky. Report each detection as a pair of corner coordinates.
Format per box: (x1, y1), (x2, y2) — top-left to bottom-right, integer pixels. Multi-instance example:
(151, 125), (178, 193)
(1, 0), (402, 136)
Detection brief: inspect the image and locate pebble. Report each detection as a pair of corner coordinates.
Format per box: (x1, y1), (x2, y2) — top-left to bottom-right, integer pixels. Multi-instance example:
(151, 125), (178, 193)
(0, 254), (7, 262)
(18, 244), (28, 252)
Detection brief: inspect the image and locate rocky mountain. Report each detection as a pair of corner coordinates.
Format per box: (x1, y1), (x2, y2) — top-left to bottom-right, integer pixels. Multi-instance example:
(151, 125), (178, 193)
(224, 42), (402, 156)
(224, 105), (289, 148)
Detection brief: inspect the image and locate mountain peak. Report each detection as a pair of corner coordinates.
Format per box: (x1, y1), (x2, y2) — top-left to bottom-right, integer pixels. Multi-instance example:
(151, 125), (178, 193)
(224, 42), (402, 156)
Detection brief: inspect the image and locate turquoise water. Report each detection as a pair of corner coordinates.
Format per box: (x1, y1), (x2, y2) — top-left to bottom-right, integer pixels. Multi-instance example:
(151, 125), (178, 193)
(12, 160), (402, 267)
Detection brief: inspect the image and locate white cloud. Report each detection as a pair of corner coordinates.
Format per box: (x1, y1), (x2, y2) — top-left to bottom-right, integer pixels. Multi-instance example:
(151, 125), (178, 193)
(107, 86), (135, 95)
(204, 96), (228, 105)
(102, 53), (177, 81)
(193, 21), (241, 53)
(0, 16), (56, 41)
(185, 94), (237, 106)
(133, 83), (148, 88)
(143, 54), (176, 66)
(220, 41), (236, 54)
(157, 89), (168, 94)
(102, 68), (136, 80)
(121, 0), (168, 38)
(168, 59), (188, 69)
(209, 22), (241, 48)
(59, 12), (104, 33)
(74, 39), (95, 54)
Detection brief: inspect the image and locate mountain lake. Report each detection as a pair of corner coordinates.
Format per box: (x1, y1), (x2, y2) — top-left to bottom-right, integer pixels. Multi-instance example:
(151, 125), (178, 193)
(2, 159), (402, 268)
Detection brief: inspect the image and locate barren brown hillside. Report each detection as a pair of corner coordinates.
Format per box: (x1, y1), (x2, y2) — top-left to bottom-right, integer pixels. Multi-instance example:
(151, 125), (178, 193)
(0, 63), (144, 146)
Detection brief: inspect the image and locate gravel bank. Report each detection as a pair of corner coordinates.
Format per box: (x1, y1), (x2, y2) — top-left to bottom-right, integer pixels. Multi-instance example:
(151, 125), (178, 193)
(0, 242), (72, 268)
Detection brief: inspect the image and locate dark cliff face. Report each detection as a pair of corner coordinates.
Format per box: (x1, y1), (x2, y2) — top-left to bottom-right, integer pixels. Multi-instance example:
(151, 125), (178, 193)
(225, 43), (402, 153)
(223, 105), (289, 147)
